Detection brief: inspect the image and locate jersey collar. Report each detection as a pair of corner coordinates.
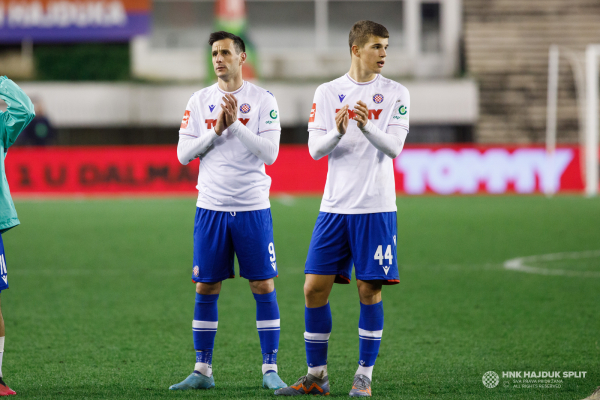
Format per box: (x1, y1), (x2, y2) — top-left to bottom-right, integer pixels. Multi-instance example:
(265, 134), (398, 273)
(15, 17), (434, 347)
(345, 73), (380, 86)
(217, 80), (246, 95)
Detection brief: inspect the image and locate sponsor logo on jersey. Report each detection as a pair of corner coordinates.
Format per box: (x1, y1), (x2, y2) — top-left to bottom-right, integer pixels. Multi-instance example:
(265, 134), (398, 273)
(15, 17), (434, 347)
(239, 103), (251, 114)
(373, 93), (384, 104)
(209, 105), (216, 112)
(193, 265), (199, 277)
(309, 103), (316, 122)
(205, 118), (249, 129)
(335, 108), (383, 120)
(338, 94), (346, 102)
(383, 265), (390, 275)
(180, 110), (190, 129)
(270, 110), (278, 119)
(399, 105), (407, 115)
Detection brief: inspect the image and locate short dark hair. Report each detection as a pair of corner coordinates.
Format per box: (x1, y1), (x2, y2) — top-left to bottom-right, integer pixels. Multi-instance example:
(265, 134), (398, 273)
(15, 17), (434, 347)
(208, 31), (246, 54)
(348, 20), (389, 54)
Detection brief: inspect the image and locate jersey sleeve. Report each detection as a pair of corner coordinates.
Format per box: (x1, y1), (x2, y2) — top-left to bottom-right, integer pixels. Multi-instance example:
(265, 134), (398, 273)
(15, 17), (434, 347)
(0, 76), (35, 150)
(308, 85), (328, 134)
(179, 95), (200, 138)
(387, 85), (410, 133)
(259, 91), (281, 135)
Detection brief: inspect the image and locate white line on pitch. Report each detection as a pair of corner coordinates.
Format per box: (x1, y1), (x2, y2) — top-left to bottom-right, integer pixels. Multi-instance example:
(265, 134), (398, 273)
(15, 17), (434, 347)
(504, 250), (600, 278)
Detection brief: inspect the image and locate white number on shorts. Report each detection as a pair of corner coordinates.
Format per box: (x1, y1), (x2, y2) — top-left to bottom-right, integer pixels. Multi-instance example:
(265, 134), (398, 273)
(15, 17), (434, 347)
(374, 245), (393, 265)
(268, 242), (276, 262)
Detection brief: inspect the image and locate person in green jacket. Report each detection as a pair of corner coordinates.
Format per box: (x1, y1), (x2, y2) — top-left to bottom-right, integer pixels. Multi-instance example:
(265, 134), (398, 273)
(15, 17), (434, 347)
(0, 76), (35, 396)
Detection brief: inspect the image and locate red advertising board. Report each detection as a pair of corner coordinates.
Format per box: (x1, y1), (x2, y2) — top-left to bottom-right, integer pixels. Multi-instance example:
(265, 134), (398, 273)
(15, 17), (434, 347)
(4, 145), (592, 196)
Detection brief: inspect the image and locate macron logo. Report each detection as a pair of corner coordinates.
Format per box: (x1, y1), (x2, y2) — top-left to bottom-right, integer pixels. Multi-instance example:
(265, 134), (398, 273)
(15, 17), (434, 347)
(338, 94), (346, 102)
(383, 266), (390, 275)
(209, 105), (215, 112)
(271, 262), (277, 271)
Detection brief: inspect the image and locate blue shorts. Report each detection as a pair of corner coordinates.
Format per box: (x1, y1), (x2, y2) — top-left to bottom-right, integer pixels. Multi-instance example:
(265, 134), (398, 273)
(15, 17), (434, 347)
(192, 208), (278, 283)
(305, 212), (400, 285)
(0, 234), (9, 292)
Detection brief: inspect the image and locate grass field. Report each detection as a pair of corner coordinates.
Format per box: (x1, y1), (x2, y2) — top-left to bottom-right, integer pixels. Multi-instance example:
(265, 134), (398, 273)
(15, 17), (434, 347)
(2, 196), (600, 399)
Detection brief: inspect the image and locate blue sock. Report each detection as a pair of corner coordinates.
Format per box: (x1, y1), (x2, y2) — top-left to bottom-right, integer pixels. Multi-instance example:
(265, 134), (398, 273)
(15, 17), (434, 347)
(304, 303), (332, 368)
(193, 293), (219, 371)
(254, 290), (280, 374)
(358, 301), (384, 367)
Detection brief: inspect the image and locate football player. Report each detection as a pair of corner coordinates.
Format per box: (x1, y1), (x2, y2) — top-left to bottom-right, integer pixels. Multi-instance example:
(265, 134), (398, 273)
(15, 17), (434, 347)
(275, 20), (409, 397)
(170, 31), (286, 391)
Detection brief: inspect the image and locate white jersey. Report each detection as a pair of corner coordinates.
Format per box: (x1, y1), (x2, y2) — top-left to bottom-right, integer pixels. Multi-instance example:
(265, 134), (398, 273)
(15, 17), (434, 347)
(308, 74), (410, 214)
(179, 81), (281, 211)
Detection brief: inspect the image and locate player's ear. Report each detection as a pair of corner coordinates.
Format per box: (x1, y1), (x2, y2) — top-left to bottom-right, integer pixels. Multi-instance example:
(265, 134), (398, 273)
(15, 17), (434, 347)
(351, 45), (360, 58)
(239, 52), (247, 65)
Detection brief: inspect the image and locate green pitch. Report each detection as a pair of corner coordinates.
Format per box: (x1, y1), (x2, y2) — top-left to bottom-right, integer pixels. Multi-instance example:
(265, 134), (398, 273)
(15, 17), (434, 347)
(3, 196), (600, 399)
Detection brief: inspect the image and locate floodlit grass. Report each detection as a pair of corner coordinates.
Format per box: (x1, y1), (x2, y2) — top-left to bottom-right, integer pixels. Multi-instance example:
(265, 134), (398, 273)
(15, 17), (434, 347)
(2, 196), (599, 399)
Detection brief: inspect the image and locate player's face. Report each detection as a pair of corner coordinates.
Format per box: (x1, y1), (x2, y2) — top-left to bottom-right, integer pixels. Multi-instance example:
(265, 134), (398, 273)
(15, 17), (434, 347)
(211, 39), (245, 80)
(356, 36), (388, 74)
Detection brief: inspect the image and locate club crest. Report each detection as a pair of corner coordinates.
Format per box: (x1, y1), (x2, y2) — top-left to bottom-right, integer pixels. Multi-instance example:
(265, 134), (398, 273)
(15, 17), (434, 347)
(239, 103), (251, 114)
(373, 93), (384, 104)
(193, 266), (199, 277)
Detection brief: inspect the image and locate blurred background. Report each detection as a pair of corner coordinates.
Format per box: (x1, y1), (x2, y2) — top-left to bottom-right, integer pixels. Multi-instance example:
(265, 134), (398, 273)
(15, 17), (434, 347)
(1, 0), (599, 195)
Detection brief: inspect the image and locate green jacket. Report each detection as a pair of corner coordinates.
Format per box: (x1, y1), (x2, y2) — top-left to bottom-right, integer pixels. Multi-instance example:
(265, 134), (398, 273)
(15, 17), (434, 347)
(0, 76), (35, 234)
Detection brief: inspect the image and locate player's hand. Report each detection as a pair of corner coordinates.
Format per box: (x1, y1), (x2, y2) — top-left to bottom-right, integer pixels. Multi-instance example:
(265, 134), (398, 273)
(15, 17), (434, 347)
(221, 94), (238, 127)
(214, 110), (227, 136)
(336, 105), (349, 135)
(353, 100), (369, 129)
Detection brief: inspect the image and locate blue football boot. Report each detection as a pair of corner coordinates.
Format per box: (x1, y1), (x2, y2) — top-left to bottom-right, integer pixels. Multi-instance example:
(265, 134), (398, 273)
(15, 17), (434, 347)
(169, 372), (215, 390)
(263, 371), (287, 389)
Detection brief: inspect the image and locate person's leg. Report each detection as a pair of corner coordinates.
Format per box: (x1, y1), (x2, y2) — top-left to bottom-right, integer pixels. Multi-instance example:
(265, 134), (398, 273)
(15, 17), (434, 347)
(0, 235), (16, 396)
(249, 279), (281, 374)
(170, 209), (232, 391)
(232, 209), (285, 388)
(193, 282), (222, 377)
(355, 280), (383, 381)
(303, 274), (335, 379)
(346, 212), (398, 397)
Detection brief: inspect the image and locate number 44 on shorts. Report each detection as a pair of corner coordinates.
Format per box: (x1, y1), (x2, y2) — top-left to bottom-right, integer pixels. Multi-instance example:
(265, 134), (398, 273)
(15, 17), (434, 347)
(374, 245), (393, 275)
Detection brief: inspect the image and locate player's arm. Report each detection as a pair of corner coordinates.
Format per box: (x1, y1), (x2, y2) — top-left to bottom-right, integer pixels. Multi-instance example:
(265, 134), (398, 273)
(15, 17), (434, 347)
(177, 97), (219, 165)
(0, 76), (35, 150)
(353, 97), (408, 159)
(222, 93), (280, 165)
(307, 87), (347, 160)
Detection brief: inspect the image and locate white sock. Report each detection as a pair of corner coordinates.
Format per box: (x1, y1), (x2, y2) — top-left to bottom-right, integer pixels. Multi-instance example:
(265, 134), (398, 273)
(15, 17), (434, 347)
(262, 364), (278, 374)
(0, 336), (4, 378)
(307, 365), (327, 379)
(194, 362), (212, 377)
(356, 365), (373, 380)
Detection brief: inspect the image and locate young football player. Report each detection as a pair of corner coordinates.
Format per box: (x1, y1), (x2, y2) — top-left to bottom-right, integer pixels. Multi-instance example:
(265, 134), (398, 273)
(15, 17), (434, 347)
(169, 31), (286, 391)
(275, 20), (409, 397)
(0, 75), (35, 396)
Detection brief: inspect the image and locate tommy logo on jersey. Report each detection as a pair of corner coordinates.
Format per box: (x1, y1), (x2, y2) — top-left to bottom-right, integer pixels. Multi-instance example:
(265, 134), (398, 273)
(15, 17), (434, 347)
(309, 103), (316, 122)
(338, 94), (346, 102)
(209, 105), (216, 112)
(205, 118), (250, 129)
(239, 103), (251, 114)
(180, 110), (191, 129)
(336, 108), (383, 120)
